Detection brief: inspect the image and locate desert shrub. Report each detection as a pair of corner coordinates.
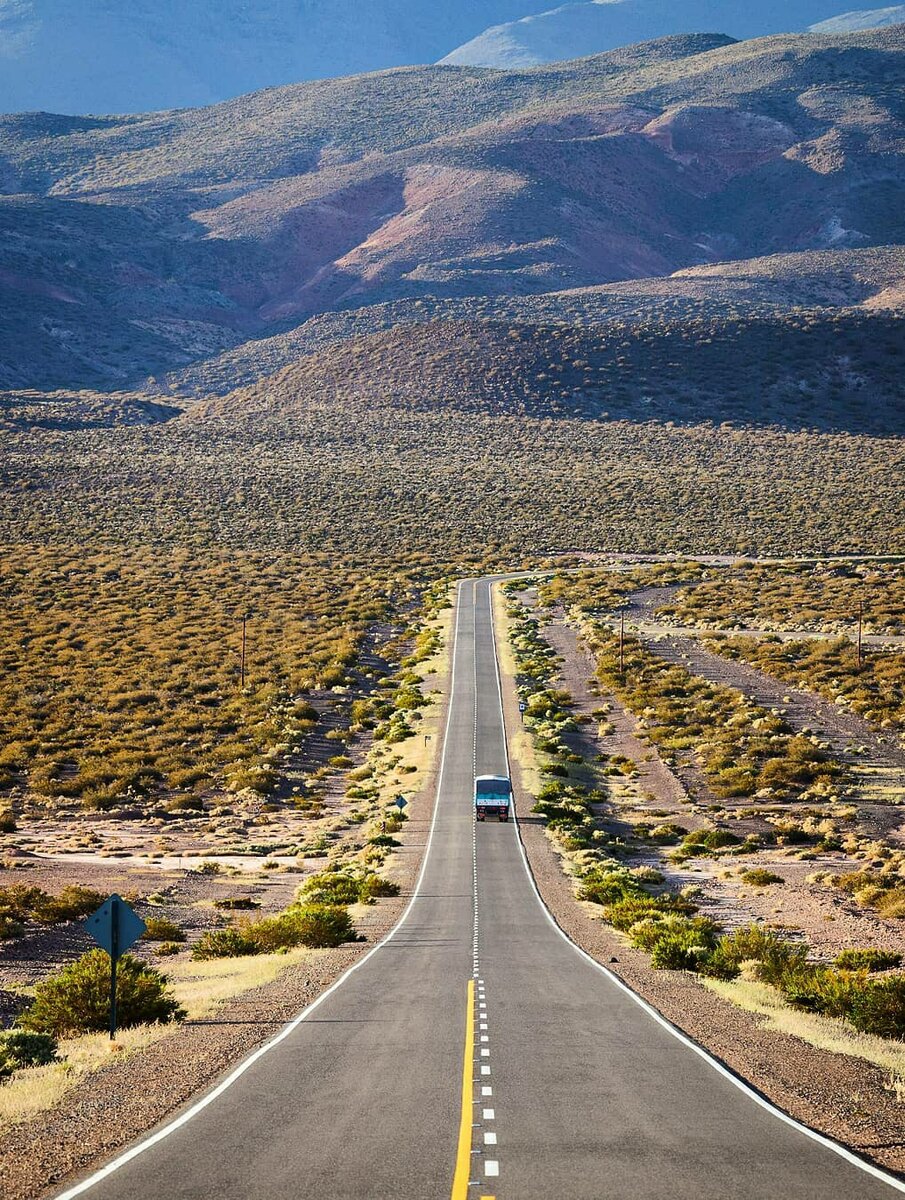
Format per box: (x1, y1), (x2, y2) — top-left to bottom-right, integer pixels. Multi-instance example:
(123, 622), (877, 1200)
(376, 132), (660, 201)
(358, 875), (400, 902)
(243, 912), (308, 953)
(0, 914), (24, 940)
(213, 897), (260, 910)
(286, 904), (354, 948)
(741, 869), (784, 887)
(0, 811), (16, 833)
(191, 928), (256, 960)
(299, 870), (396, 906)
(0, 885), (50, 921)
(35, 886), (106, 924)
(682, 829), (740, 852)
(779, 966), (866, 1019)
(647, 823), (687, 845)
(604, 894), (695, 931)
(714, 924), (808, 984)
(299, 872), (362, 906)
(193, 861), (223, 876)
(697, 943), (743, 981)
(0, 1029), (58, 1073)
(847, 976), (905, 1039)
(835, 948), (903, 972)
(649, 917), (721, 971)
(142, 916), (185, 942)
(577, 866), (647, 907)
(19, 950), (184, 1035)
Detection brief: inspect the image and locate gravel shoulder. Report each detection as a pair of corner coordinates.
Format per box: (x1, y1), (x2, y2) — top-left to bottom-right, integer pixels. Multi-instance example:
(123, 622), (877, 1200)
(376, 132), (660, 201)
(495, 586), (905, 1180)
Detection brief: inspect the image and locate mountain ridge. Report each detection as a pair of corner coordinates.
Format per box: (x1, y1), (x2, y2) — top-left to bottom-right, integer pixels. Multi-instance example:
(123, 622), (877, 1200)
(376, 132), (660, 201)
(0, 27), (902, 403)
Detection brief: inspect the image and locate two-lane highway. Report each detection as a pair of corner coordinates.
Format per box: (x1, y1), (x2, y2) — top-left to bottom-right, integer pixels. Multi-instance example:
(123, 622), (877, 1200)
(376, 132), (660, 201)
(60, 580), (905, 1200)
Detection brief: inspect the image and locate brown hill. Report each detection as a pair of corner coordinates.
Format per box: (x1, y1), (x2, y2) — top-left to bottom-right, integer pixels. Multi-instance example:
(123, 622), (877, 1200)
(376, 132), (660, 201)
(187, 309), (905, 434)
(170, 245), (905, 397)
(1, 28), (903, 392)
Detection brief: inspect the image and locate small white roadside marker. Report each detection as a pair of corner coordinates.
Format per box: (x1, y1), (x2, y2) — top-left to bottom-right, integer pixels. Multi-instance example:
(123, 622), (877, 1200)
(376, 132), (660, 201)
(484, 1132), (497, 1146)
(485, 1161), (499, 1177)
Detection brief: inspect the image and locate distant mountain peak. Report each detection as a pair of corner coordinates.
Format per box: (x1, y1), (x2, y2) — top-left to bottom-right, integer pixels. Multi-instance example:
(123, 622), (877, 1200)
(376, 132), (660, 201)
(808, 5), (905, 31)
(439, 1), (903, 69)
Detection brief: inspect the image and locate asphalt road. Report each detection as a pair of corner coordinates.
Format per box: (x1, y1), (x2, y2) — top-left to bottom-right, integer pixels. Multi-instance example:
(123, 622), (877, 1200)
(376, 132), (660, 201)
(62, 579), (905, 1200)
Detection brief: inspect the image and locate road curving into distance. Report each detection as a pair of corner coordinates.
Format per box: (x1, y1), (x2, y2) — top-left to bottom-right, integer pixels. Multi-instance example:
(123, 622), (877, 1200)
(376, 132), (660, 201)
(57, 580), (905, 1200)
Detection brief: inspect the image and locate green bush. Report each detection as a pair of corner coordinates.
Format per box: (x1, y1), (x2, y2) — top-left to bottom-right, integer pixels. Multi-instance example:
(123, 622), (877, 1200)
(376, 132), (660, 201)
(299, 871), (396, 906)
(299, 872), (362, 906)
(714, 924), (808, 985)
(0, 1030), (58, 1078)
(142, 916), (185, 942)
(35, 886), (106, 924)
(577, 867), (646, 907)
(192, 928), (257, 960)
(0, 885), (49, 921)
(192, 904), (354, 958)
(741, 869), (784, 887)
(243, 912), (307, 953)
(848, 976), (905, 1039)
(649, 918), (721, 971)
(19, 950), (184, 1036)
(287, 904), (354, 948)
(0, 914), (24, 940)
(834, 948), (903, 972)
(358, 875), (400, 902)
(604, 894), (694, 931)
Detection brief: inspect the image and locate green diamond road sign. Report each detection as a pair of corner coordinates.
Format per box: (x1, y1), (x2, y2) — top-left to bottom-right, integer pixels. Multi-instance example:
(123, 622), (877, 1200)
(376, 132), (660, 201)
(84, 894), (146, 957)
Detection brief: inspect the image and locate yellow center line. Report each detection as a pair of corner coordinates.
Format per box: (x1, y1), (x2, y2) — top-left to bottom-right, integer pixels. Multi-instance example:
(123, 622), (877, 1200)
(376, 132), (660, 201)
(451, 978), (476, 1200)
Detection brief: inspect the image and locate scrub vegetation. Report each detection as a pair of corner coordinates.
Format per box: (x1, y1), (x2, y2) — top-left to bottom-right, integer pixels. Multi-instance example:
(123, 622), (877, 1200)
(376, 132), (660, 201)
(0, 545), (435, 811)
(502, 583), (905, 1066)
(701, 635), (905, 733)
(658, 560), (905, 635)
(585, 629), (844, 803)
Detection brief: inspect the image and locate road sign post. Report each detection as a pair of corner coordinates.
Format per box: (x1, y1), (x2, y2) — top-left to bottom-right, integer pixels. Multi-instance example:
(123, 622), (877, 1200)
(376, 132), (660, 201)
(84, 894), (146, 1041)
(394, 796), (407, 815)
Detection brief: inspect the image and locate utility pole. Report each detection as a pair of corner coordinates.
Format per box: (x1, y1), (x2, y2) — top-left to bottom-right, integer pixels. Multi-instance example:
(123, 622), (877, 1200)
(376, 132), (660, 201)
(619, 610), (625, 676)
(857, 599), (863, 670)
(240, 614), (248, 689)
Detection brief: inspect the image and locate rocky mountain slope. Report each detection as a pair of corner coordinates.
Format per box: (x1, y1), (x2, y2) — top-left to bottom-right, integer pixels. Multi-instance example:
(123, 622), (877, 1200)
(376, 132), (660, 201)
(0, 27), (903, 395)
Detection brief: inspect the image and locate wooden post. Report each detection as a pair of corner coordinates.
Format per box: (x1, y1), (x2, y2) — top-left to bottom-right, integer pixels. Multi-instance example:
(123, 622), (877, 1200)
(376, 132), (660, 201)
(857, 599), (863, 670)
(619, 610), (625, 676)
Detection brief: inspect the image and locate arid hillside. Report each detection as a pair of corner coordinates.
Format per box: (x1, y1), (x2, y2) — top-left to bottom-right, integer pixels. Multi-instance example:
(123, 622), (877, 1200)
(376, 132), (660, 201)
(1, 28), (903, 392)
(186, 308), (905, 434)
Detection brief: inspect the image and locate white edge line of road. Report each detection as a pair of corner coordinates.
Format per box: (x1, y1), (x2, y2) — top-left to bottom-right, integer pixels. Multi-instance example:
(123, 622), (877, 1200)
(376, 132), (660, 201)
(54, 579), (470, 1200)
(485, 578), (905, 1197)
